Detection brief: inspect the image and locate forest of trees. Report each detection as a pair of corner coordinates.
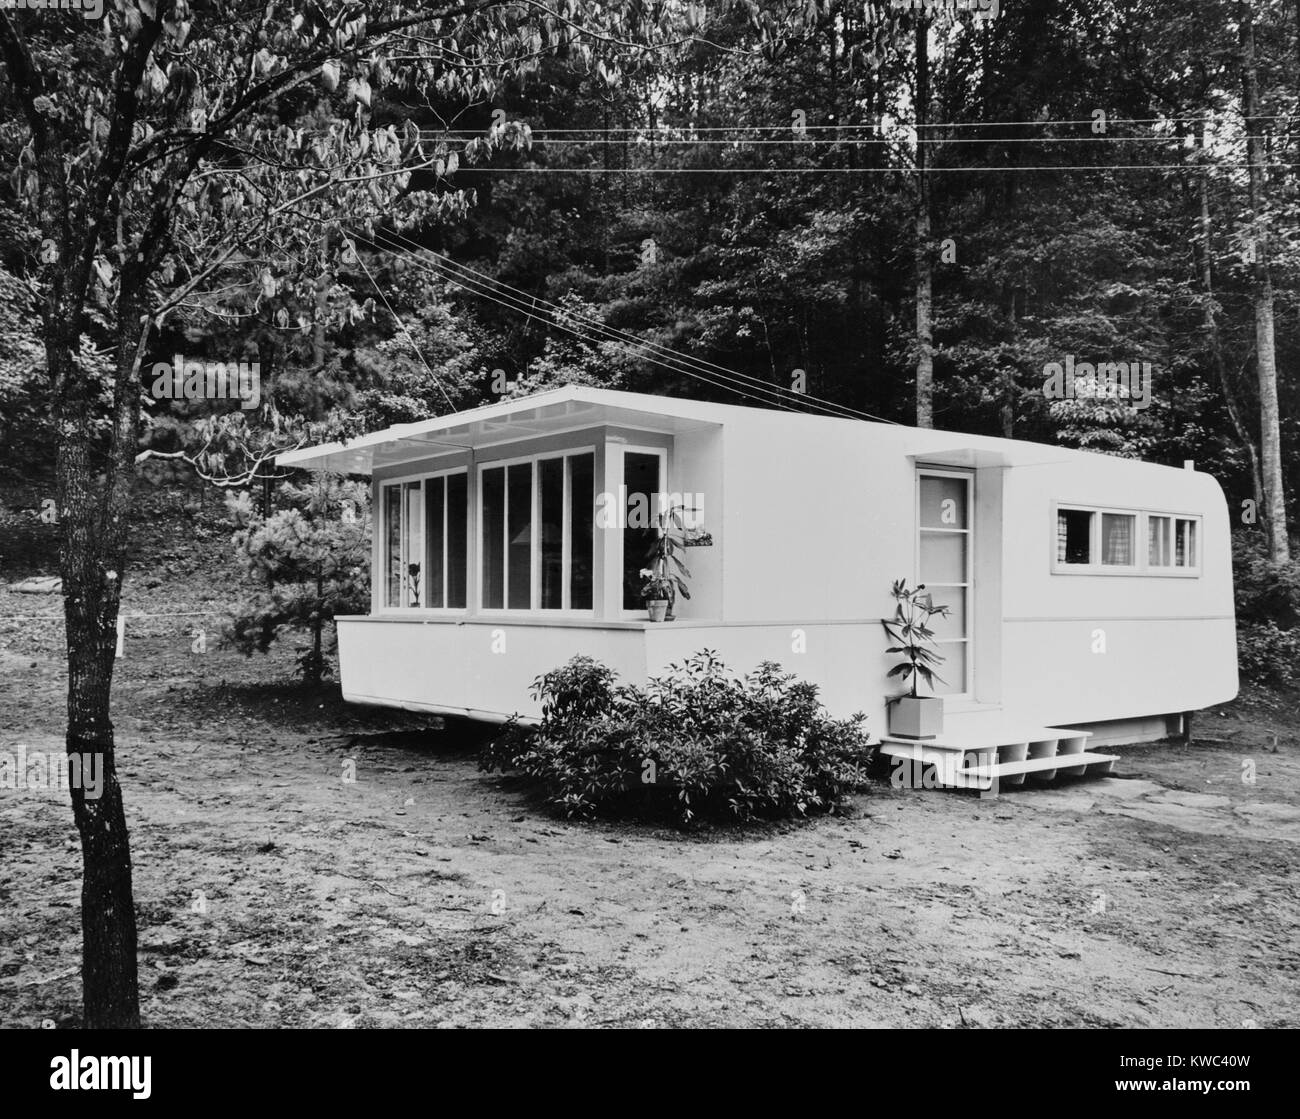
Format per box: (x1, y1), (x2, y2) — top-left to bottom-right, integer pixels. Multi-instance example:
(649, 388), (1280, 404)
(6, 2), (1300, 533)
(2, 0), (1299, 1027)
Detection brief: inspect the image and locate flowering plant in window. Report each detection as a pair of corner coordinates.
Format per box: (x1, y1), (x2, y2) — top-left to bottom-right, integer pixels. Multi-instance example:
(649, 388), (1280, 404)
(406, 562), (421, 607)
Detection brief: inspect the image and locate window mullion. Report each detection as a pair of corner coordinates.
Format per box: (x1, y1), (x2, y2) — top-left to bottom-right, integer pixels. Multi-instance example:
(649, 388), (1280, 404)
(502, 468), (510, 607)
(562, 455), (572, 612)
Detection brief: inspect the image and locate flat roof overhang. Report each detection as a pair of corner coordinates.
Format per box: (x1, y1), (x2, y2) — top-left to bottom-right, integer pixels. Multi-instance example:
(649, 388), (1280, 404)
(908, 441), (1079, 471)
(275, 387), (723, 476)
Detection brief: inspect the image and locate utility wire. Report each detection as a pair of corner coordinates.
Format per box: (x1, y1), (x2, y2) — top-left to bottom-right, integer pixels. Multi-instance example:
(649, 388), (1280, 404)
(438, 162), (1300, 173)
(460, 134), (1267, 146)
(372, 245), (825, 419)
(418, 113), (1300, 134)
(358, 227), (899, 424)
(372, 227), (891, 424)
(353, 249), (458, 412)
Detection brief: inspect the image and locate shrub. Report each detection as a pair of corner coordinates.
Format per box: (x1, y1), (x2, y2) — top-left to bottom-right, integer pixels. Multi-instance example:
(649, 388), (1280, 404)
(1232, 531), (1300, 629)
(1236, 621), (1300, 688)
(480, 651), (872, 827)
(1231, 532), (1300, 688)
(223, 475), (371, 685)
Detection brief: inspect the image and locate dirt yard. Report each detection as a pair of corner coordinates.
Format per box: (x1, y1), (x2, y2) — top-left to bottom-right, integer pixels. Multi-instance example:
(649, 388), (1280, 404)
(1, 540), (1298, 1028)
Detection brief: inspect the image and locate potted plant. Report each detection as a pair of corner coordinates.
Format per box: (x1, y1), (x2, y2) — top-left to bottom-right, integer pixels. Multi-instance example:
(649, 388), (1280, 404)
(642, 503), (692, 620)
(640, 573), (673, 622)
(880, 578), (950, 739)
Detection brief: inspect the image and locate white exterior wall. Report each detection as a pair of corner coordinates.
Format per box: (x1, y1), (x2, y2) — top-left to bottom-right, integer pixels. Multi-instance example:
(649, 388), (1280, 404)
(997, 456), (1237, 726)
(691, 407), (1237, 732)
(664, 425), (723, 623)
(338, 617), (651, 722)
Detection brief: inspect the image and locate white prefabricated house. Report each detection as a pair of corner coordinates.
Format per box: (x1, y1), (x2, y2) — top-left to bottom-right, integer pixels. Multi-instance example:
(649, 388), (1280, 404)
(278, 386), (1238, 789)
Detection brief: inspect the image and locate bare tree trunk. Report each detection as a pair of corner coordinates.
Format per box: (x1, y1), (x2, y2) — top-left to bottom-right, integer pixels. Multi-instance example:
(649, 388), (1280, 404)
(1241, 6), (1291, 561)
(1198, 115), (1265, 517)
(914, 16), (934, 428)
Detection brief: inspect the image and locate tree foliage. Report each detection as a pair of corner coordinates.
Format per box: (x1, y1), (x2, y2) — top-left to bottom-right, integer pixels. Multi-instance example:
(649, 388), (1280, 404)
(224, 474), (370, 686)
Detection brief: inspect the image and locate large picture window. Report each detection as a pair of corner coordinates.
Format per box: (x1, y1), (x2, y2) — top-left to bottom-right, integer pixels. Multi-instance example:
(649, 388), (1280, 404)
(381, 470), (468, 608)
(480, 449), (595, 611)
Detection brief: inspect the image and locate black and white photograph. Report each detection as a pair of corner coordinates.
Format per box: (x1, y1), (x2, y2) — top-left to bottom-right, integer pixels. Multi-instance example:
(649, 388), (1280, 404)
(0, 0), (1294, 1071)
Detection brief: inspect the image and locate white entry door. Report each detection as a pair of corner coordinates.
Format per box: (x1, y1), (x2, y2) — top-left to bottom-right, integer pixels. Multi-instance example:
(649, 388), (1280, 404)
(916, 469), (973, 697)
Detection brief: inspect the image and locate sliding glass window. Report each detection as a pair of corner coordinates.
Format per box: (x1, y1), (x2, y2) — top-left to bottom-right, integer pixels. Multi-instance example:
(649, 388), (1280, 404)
(381, 470), (467, 609)
(424, 472), (468, 608)
(481, 450), (595, 611)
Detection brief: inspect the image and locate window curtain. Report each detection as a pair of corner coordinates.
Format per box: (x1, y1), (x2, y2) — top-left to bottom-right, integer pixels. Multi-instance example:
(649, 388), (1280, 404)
(1057, 512), (1068, 563)
(1103, 515), (1132, 565)
(1148, 517), (1172, 566)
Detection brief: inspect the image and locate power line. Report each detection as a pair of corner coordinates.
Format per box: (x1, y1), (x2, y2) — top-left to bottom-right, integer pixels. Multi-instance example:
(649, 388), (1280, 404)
(359, 227), (900, 425)
(373, 227), (887, 424)
(419, 113), (1300, 134)
(353, 250), (458, 412)
(385, 253), (847, 420)
(440, 162), (1299, 173)
(481, 134), (1264, 146)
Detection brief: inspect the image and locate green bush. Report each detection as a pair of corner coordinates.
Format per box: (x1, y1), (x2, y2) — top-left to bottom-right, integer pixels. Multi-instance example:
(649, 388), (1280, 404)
(224, 475), (371, 685)
(1232, 531), (1300, 628)
(1231, 533), (1300, 687)
(480, 651), (872, 827)
(1236, 621), (1300, 688)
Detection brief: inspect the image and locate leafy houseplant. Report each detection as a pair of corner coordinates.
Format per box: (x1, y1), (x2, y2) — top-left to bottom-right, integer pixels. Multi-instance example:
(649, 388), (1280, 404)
(640, 573), (674, 622)
(642, 503), (692, 621)
(407, 562), (422, 607)
(881, 578), (950, 739)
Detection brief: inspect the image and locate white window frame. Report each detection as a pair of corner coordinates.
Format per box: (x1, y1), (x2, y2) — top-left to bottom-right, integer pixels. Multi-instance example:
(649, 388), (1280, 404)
(611, 444), (670, 619)
(378, 466), (470, 613)
(915, 467), (974, 699)
(422, 468), (472, 611)
(1167, 513), (1201, 575)
(1051, 502), (1202, 577)
(476, 445), (597, 617)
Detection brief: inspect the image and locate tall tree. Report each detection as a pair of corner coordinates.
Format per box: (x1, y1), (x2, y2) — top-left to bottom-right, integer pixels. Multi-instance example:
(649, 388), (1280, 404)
(0, 0), (682, 1028)
(1239, 2), (1291, 560)
(914, 12), (934, 428)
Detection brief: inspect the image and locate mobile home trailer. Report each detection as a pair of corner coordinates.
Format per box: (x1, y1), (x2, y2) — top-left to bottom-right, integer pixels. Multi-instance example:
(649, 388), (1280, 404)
(278, 386), (1237, 787)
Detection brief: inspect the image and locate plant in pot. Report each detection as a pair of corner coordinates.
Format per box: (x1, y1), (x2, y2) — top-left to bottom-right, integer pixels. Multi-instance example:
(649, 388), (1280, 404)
(880, 578), (950, 739)
(642, 503), (692, 620)
(640, 572), (674, 622)
(406, 562), (422, 607)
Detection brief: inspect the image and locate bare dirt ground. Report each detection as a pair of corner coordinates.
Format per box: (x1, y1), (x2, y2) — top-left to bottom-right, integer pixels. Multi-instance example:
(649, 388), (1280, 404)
(2, 594), (1296, 1029)
(1, 492), (1297, 1028)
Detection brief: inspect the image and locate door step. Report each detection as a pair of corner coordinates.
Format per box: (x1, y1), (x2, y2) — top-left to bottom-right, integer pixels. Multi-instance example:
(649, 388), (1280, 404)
(878, 727), (1118, 796)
